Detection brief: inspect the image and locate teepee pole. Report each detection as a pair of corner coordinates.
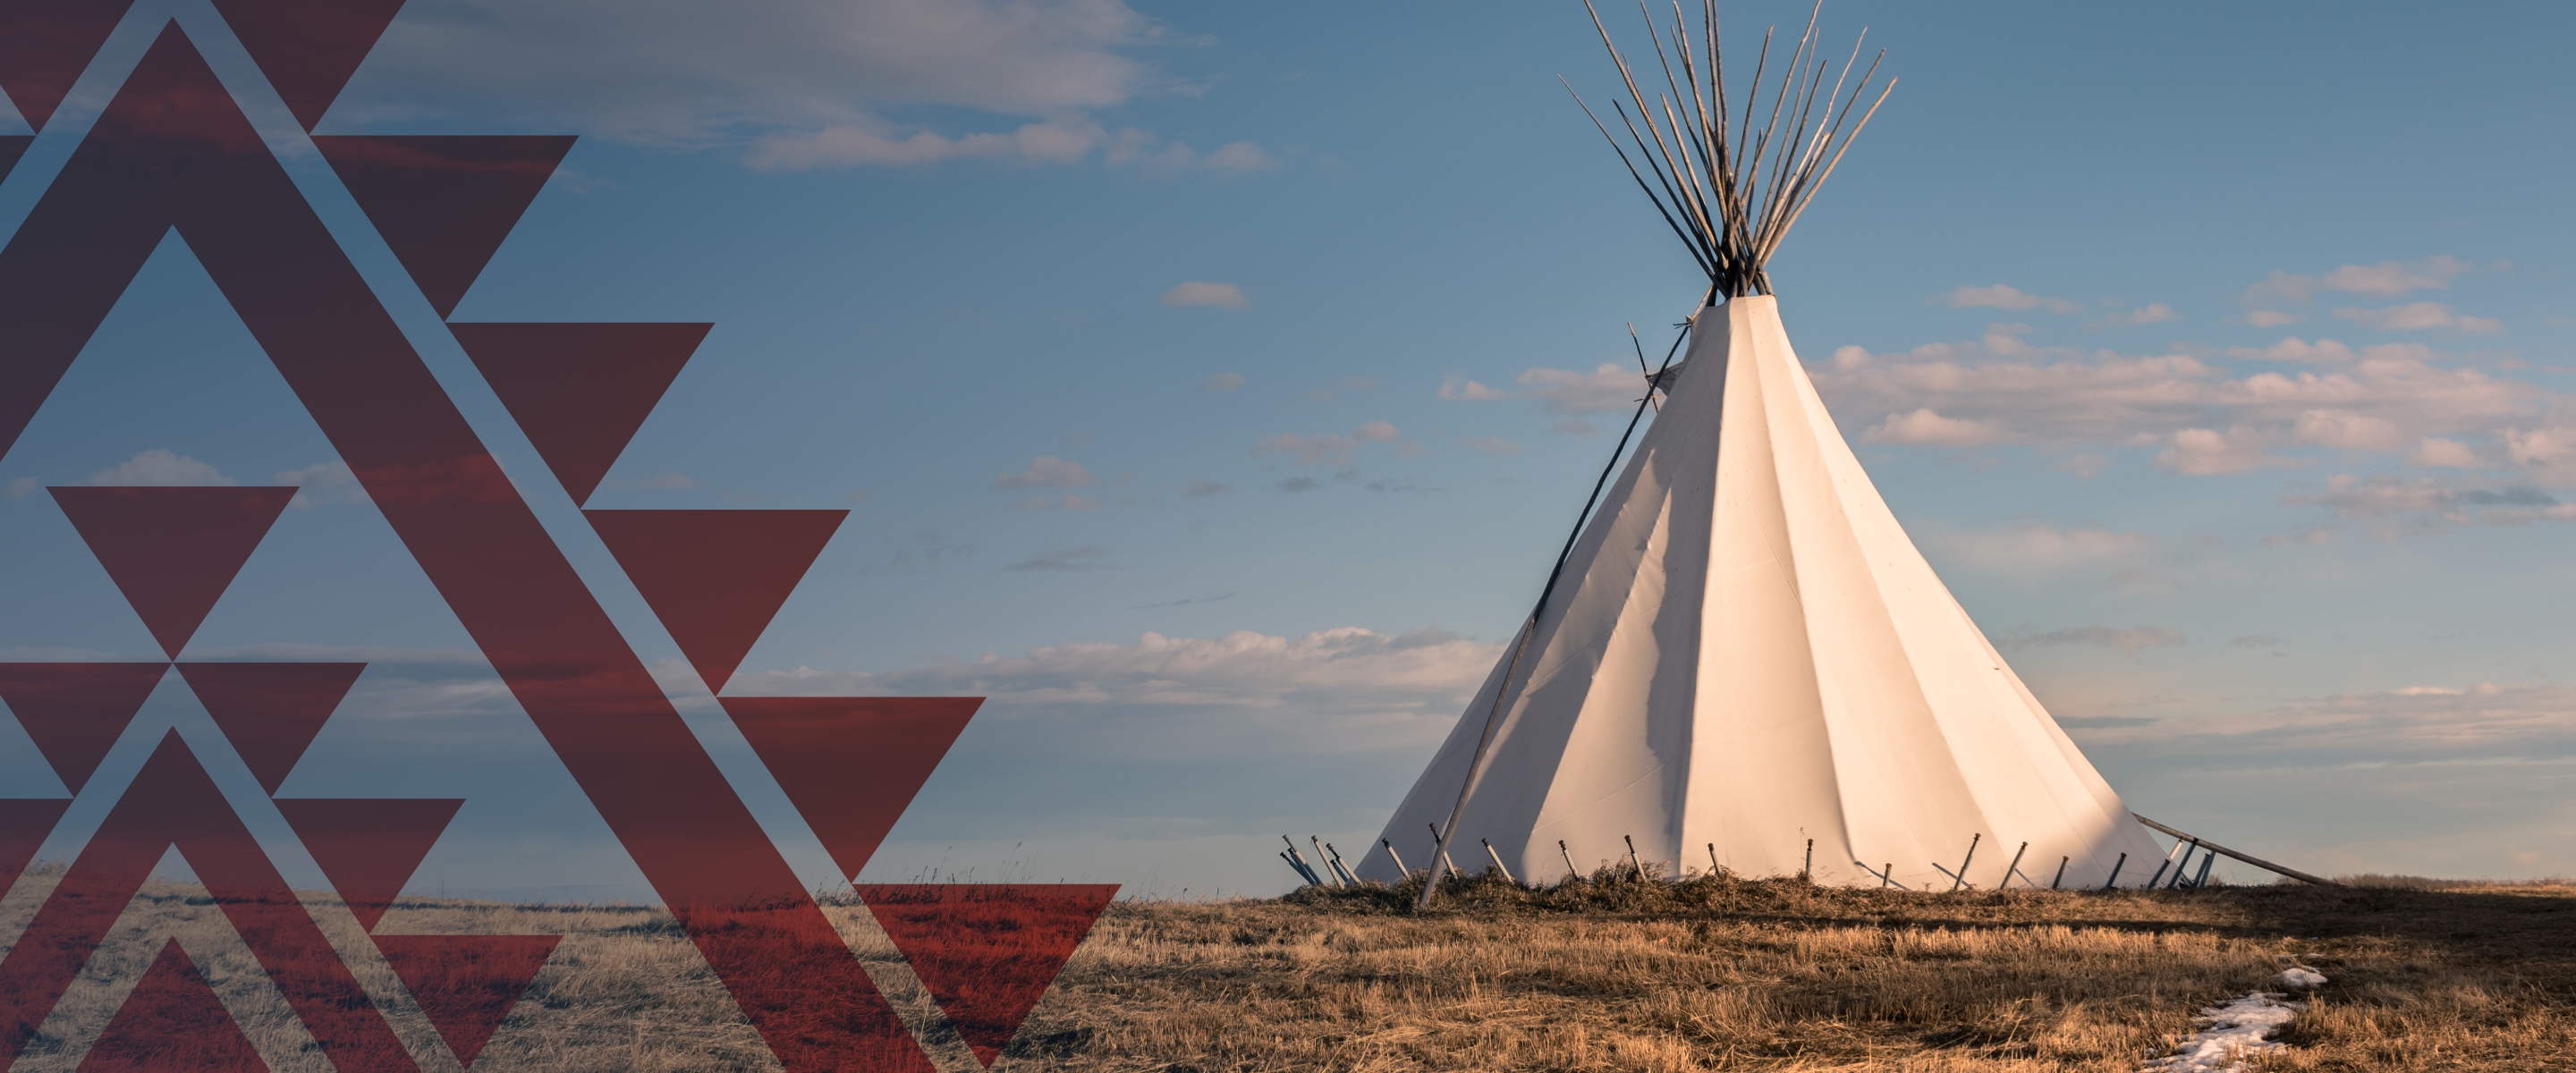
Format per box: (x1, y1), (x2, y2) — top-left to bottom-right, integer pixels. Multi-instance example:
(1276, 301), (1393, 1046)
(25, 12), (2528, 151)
(1418, 318), (1695, 909)
(1382, 839), (1411, 877)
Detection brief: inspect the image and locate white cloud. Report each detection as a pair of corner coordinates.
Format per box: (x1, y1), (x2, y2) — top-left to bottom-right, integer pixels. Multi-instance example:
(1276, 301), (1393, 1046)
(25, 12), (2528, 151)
(995, 455), (1094, 489)
(1507, 363), (1649, 415)
(1947, 284), (2080, 315)
(727, 626), (1500, 759)
(2004, 625), (2185, 657)
(5, 477), (38, 500)
(1253, 422), (1416, 466)
(1160, 282), (1249, 310)
(1436, 376), (1509, 401)
(1200, 372), (1246, 392)
(1811, 331), (2544, 478)
(90, 450), (235, 486)
(2156, 427), (2301, 476)
(2241, 257), (2471, 307)
(1004, 546), (1112, 570)
(272, 460), (371, 509)
(2098, 302), (2180, 327)
(1458, 435), (1521, 456)
(2409, 437), (2483, 469)
(2332, 302), (2503, 334)
(1931, 519), (2155, 573)
(1860, 408), (1999, 447)
(2247, 310), (2306, 328)
(2227, 337), (2354, 364)
(347, 0), (1275, 173)
(2278, 474), (2576, 533)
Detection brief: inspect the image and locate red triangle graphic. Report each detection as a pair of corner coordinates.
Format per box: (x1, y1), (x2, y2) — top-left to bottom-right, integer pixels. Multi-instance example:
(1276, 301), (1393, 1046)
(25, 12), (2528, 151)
(0, 136), (30, 183)
(584, 510), (848, 692)
(49, 486), (297, 657)
(0, 663), (167, 793)
(311, 135), (575, 317)
(0, 0), (137, 131)
(449, 323), (710, 504)
(275, 798), (462, 930)
(0, 798), (71, 889)
(721, 697), (979, 882)
(375, 934), (559, 1067)
(176, 662), (366, 795)
(206, 0), (407, 131)
(856, 884), (1118, 1069)
(78, 939), (267, 1072)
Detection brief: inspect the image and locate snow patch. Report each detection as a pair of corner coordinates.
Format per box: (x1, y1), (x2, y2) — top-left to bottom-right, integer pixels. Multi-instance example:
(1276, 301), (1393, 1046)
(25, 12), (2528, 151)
(2145, 968), (2326, 1073)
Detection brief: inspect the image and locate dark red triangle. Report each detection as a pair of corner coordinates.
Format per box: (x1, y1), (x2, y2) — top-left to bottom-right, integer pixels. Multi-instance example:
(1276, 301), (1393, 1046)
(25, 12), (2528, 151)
(0, 136), (30, 183)
(310, 135), (575, 317)
(584, 510), (847, 692)
(449, 323), (710, 504)
(0, 663), (166, 794)
(275, 797), (462, 930)
(176, 662), (366, 794)
(375, 934), (559, 1066)
(856, 884), (1119, 1069)
(78, 939), (267, 1072)
(0, 798), (71, 889)
(0, 0), (137, 131)
(49, 486), (297, 657)
(207, 0), (407, 131)
(721, 697), (979, 883)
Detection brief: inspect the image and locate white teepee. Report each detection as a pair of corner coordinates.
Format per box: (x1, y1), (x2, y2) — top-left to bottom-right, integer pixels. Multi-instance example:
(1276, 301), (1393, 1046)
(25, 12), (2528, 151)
(1358, 296), (2164, 891)
(1357, 1), (2164, 893)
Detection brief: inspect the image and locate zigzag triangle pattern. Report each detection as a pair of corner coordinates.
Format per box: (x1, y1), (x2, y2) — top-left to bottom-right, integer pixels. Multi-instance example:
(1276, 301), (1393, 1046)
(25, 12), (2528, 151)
(857, 884), (1119, 1069)
(450, 322), (709, 503)
(0, 799), (71, 890)
(0, 0), (137, 131)
(0, 136), (31, 184)
(79, 939), (268, 1072)
(50, 486), (297, 656)
(585, 509), (848, 692)
(275, 797), (463, 930)
(375, 934), (560, 1066)
(312, 135), (575, 317)
(0, 663), (167, 794)
(177, 662), (367, 794)
(721, 697), (979, 882)
(207, 0), (407, 131)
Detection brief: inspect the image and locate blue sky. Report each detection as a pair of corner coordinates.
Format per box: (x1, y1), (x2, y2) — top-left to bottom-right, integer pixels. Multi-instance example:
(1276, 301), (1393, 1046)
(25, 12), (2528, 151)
(3, 0), (2573, 899)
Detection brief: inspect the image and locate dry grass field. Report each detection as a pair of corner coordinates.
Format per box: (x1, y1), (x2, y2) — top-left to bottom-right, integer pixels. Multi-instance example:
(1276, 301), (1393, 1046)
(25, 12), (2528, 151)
(7, 866), (2576, 1070)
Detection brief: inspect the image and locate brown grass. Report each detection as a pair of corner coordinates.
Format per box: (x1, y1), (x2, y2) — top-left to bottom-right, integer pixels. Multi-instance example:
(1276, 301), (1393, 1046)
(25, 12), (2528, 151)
(8, 865), (2576, 1070)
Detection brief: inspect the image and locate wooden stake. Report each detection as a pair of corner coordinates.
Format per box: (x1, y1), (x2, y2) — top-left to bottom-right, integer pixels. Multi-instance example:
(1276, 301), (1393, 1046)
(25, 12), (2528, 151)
(1803, 838), (1814, 881)
(1382, 839), (1411, 878)
(1998, 841), (2029, 891)
(1625, 834), (1648, 882)
(1481, 839), (1520, 885)
(2099, 852), (2127, 891)
(1949, 832), (1980, 891)
(1560, 840), (1581, 883)
(1707, 841), (1722, 877)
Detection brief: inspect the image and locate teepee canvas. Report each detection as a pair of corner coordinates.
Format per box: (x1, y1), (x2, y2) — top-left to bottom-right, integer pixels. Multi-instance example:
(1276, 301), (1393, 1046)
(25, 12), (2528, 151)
(1358, 2), (2163, 892)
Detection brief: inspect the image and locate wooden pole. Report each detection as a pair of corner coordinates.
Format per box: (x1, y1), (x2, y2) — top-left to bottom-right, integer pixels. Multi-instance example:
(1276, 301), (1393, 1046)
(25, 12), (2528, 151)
(1949, 833), (1980, 891)
(2192, 851), (2216, 888)
(1382, 839), (1411, 877)
(1311, 837), (1346, 888)
(2051, 856), (2068, 890)
(1802, 838), (1813, 881)
(1481, 839), (1520, 886)
(1559, 840), (1581, 883)
(1429, 824), (1463, 881)
(2098, 852), (2127, 891)
(1707, 842), (1722, 877)
(1998, 841), (2028, 891)
(2131, 814), (2335, 886)
(1624, 834), (1648, 882)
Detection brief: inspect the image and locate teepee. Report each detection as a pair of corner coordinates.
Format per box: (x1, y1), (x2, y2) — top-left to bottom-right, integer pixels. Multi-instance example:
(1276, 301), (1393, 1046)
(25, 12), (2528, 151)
(1358, 2), (2163, 895)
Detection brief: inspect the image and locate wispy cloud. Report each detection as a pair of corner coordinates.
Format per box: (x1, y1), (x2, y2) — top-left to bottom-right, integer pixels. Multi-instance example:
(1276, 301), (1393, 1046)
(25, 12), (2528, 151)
(2004, 625), (2186, 657)
(89, 449), (234, 486)
(1004, 546), (1113, 571)
(1200, 372), (1246, 392)
(1252, 421), (1417, 467)
(1162, 282), (1250, 310)
(1948, 284), (2080, 315)
(996, 455), (1094, 489)
(2331, 302), (2503, 334)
